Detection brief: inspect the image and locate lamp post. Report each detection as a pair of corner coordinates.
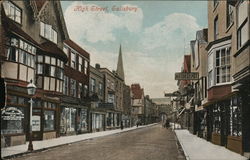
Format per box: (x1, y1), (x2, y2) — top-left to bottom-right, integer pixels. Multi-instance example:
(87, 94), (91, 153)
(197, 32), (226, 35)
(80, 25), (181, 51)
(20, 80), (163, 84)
(27, 80), (36, 151)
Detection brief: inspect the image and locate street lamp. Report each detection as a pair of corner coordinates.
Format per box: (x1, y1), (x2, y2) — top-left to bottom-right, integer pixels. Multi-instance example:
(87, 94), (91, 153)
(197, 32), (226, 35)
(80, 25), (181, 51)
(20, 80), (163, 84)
(27, 80), (36, 151)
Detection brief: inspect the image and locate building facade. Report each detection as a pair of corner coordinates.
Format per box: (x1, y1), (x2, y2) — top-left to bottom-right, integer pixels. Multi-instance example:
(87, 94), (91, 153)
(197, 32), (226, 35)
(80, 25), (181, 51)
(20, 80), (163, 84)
(205, 0), (249, 156)
(131, 83), (145, 125)
(190, 29), (208, 136)
(1, 0), (69, 146)
(60, 39), (90, 136)
(89, 64), (105, 132)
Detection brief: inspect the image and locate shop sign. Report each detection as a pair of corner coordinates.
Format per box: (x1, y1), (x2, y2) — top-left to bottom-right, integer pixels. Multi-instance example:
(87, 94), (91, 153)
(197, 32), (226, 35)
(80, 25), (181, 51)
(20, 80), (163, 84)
(32, 115), (41, 131)
(1, 107), (24, 120)
(175, 72), (199, 80)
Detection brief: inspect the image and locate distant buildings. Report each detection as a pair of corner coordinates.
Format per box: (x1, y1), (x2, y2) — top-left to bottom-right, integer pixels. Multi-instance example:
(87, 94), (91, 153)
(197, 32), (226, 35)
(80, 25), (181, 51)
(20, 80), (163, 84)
(131, 84), (145, 125)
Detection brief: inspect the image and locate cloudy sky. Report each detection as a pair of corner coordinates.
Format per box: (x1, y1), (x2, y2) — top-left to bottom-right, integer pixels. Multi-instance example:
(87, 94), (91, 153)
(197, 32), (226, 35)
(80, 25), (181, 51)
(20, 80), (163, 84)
(61, 1), (207, 98)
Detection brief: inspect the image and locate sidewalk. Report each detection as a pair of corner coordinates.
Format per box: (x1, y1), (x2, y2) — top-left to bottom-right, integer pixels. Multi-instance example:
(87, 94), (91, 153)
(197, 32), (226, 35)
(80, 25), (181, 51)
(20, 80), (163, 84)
(175, 129), (248, 160)
(1, 124), (156, 159)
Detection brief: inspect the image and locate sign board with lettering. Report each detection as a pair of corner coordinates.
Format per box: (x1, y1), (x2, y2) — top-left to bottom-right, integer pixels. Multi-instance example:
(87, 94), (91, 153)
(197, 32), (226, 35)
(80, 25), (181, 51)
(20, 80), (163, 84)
(1, 107), (24, 120)
(32, 115), (41, 131)
(175, 72), (199, 80)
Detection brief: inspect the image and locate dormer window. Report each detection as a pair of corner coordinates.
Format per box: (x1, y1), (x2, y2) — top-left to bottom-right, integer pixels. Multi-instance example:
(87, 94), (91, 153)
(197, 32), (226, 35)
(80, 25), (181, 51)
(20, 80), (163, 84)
(40, 22), (58, 44)
(3, 1), (21, 24)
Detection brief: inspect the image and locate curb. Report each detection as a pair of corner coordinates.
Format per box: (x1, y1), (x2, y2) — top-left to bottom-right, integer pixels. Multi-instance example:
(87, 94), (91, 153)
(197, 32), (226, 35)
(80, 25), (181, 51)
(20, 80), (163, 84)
(2, 123), (158, 159)
(173, 130), (190, 160)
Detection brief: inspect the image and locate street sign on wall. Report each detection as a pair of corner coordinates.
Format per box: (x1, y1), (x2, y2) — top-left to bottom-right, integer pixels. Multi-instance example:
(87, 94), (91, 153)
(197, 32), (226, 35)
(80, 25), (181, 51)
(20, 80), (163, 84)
(175, 72), (199, 80)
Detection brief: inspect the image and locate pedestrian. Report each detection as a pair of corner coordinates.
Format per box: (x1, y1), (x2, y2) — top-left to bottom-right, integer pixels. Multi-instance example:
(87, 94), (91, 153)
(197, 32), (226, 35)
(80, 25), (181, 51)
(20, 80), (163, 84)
(165, 118), (170, 129)
(121, 121), (124, 130)
(136, 120), (139, 128)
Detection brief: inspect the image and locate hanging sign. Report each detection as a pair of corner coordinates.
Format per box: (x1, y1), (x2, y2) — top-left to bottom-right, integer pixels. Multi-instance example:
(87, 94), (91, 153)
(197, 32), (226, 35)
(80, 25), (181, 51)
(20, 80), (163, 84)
(1, 107), (24, 120)
(175, 72), (199, 80)
(32, 115), (41, 131)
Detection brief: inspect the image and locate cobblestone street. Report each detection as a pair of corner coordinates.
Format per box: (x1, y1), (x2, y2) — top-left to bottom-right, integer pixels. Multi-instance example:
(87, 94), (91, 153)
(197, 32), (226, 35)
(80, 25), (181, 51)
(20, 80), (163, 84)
(11, 125), (185, 160)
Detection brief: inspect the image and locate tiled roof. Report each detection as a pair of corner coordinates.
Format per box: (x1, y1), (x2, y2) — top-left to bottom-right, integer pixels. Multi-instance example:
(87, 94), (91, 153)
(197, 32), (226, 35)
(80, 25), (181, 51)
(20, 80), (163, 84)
(64, 39), (90, 59)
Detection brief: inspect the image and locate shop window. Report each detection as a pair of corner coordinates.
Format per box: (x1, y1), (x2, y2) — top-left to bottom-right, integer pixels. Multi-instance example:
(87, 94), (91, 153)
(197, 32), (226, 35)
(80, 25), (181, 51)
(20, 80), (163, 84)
(213, 105), (221, 133)
(44, 110), (55, 131)
(78, 109), (87, 132)
(1, 107), (25, 134)
(70, 109), (76, 131)
(60, 108), (76, 133)
(3, 1), (21, 24)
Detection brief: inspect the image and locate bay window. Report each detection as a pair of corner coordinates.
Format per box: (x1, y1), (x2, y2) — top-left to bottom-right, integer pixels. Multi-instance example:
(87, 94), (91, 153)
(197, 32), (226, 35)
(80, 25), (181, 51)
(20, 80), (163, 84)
(215, 47), (231, 84)
(40, 22), (58, 44)
(7, 38), (36, 68)
(3, 1), (21, 24)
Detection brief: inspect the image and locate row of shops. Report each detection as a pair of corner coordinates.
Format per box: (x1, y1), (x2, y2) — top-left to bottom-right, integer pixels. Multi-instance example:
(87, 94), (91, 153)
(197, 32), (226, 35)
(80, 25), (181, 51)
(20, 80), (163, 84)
(1, 87), (131, 147)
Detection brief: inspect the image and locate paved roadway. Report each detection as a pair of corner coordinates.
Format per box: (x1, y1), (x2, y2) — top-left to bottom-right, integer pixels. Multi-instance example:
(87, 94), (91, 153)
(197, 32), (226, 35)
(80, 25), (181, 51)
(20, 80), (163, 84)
(12, 124), (186, 160)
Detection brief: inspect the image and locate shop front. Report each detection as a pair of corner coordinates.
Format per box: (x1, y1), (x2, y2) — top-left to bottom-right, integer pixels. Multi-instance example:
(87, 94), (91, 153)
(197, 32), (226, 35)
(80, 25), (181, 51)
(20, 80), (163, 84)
(206, 94), (243, 154)
(91, 112), (105, 132)
(106, 111), (121, 130)
(60, 105), (88, 136)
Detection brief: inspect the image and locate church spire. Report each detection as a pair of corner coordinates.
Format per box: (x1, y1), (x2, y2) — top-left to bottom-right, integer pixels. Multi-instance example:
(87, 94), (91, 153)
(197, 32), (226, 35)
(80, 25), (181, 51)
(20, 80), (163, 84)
(116, 44), (125, 81)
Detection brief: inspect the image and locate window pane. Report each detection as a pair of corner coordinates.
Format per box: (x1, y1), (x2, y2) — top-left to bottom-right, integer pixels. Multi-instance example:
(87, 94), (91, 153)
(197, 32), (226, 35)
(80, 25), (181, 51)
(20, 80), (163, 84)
(50, 66), (56, 77)
(37, 64), (43, 74)
(45, 56), (50, 64)
(51, 57), (56, 65)
(37, 55), (43, 63)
